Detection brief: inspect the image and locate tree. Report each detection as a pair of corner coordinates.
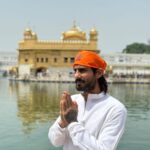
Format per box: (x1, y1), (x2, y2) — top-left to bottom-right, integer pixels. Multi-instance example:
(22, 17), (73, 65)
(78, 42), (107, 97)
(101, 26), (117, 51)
(123, 42), (150, 54)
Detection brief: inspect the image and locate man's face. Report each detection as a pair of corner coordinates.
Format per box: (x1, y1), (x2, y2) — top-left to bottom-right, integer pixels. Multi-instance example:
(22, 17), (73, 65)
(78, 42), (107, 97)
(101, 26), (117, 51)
(73, 65), (97, 92)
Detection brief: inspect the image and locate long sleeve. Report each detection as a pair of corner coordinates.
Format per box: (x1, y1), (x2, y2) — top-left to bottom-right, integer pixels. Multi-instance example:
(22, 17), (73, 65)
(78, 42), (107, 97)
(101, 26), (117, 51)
(67, 106), (127, 150)
(48, 117), (67, 147)
(48, 93), (127, 150)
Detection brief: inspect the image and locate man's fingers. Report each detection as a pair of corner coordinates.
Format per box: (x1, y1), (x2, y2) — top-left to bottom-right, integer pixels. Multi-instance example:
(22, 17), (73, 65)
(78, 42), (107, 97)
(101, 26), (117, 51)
(72, 101), (78, 109)
(66, 92), (72, 107)
(61, 91), (67, 100)
(60, 91), (68, 110)
(61, 91), (72, 108)
(62, 100), (68, 111)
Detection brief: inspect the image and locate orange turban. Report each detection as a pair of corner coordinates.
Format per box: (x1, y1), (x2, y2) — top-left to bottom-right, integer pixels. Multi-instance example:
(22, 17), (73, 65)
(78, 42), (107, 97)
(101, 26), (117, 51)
(73, 51), (107, 71)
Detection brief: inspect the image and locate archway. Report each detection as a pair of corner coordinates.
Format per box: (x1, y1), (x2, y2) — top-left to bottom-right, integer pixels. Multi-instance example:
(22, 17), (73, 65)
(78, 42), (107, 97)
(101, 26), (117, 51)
(36, 67), (47, 77)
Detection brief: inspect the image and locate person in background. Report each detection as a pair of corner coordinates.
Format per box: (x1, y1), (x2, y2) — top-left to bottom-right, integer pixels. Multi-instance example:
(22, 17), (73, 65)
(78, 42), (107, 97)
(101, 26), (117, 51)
(48, 50), (127, 150)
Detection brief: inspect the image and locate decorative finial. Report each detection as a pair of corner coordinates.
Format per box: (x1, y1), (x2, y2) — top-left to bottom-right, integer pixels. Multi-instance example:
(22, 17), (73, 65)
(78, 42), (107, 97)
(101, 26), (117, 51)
(27, 21), (31, 29)
(73, 20), (76, 28)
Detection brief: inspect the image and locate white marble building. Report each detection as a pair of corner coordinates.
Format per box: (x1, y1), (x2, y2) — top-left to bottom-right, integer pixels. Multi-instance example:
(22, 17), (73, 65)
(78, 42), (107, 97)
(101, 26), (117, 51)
(101, 53), (150, 78)
(1, 51), (150, 80)
(0, 52), (18, 74)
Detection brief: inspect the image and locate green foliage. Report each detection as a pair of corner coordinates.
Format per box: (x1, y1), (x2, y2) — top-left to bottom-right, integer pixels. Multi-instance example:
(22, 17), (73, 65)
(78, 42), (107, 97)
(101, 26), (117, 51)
(123, 42), (150, 54)
(2, 71), (8, 77)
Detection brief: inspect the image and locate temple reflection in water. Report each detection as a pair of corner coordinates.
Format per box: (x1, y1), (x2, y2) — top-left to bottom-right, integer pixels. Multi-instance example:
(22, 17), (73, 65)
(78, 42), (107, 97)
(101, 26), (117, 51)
(8, 80), (150, 134)
(9, 81), (77, 133)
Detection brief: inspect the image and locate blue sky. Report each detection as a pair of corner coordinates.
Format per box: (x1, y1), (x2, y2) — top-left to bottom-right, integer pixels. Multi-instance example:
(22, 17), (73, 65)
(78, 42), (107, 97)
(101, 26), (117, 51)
(0, 0), (150, 54)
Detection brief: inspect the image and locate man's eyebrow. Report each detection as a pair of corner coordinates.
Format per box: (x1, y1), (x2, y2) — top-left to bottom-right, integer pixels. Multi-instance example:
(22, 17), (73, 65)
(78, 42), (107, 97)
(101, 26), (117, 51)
(74, 67), (87, 69)
(73, 68), (89, 71)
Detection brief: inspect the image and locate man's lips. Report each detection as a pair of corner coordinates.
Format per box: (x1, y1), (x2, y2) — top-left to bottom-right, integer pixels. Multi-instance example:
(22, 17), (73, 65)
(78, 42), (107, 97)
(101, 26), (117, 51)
(75, 79), (85, 84)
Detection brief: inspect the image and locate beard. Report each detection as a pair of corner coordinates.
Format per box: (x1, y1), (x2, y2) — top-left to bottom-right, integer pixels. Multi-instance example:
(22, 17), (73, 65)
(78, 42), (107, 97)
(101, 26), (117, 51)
(75, 77), (96, 92)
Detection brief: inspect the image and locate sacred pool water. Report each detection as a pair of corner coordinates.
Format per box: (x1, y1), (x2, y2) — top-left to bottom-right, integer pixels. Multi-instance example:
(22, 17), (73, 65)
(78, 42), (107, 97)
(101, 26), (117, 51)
(0, 78), (150, 150)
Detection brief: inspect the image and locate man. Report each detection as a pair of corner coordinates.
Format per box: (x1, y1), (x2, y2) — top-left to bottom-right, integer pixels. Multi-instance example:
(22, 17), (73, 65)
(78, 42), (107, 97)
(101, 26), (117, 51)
(48, 51), (127, 150)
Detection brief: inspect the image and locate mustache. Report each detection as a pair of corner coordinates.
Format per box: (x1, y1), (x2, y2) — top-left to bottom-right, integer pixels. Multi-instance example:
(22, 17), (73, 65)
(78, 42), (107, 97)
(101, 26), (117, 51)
(75, 78), (85, 83)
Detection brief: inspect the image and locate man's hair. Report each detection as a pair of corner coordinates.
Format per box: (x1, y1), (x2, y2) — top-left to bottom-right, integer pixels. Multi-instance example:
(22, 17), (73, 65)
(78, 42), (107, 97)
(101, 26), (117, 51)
(92, 68), (108, 94)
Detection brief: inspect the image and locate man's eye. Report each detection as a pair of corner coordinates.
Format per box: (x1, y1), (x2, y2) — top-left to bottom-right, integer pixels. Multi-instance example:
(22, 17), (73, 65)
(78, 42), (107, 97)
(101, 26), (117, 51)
(73, 69), (77, 73)
(79, 69), (85, 72)
(78, 68), (88, 73)
(74, 68), (88, 73)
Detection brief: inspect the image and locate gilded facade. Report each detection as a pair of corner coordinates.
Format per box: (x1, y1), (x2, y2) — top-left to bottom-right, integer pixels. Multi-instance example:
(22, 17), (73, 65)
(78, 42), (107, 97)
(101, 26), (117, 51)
(18, 24), (99, 76)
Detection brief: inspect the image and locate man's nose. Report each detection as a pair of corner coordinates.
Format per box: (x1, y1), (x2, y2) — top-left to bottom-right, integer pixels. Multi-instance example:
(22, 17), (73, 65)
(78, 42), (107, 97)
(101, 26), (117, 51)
(74, 70), (81, 78)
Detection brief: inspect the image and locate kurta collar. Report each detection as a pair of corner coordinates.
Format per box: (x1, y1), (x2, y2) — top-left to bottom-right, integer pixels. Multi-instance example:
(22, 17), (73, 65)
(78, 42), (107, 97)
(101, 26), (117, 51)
(81, 92), (106, 101)
(87, 92), (106, 100)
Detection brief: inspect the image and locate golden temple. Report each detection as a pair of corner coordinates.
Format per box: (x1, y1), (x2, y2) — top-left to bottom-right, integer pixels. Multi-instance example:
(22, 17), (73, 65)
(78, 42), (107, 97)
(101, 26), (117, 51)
(18, 24), (99, 76)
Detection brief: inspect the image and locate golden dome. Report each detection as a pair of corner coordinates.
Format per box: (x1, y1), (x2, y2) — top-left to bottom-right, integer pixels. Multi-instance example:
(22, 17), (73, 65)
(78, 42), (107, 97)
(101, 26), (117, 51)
(62, 24), (86, 41)
(23, 28), (38, 40)
(24, 28), (32, 36)
(89, 27), (98, 41)
(90, 27), (98, 34)
(32, 32), (38, 40)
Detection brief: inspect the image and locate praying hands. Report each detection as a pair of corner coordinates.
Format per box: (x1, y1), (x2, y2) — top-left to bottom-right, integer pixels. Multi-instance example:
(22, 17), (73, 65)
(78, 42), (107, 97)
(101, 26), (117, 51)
(59, 91), (78, 128)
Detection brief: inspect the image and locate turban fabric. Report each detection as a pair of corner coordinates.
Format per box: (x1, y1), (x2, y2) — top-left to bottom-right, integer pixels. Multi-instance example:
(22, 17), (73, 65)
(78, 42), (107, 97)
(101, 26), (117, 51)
(73, 51), (107, 71)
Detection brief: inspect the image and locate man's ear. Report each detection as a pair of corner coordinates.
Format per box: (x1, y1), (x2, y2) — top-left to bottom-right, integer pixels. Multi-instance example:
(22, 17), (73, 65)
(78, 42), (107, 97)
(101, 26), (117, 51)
(95, 69), (103, 79)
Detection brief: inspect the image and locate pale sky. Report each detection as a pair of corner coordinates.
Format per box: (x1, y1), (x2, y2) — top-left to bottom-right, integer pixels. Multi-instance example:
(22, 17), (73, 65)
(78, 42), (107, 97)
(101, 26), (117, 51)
(0, 0), (150, 54)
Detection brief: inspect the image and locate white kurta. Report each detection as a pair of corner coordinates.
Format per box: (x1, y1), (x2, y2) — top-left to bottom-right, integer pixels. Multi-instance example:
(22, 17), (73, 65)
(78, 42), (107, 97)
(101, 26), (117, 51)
(48, 92), (127, 150)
